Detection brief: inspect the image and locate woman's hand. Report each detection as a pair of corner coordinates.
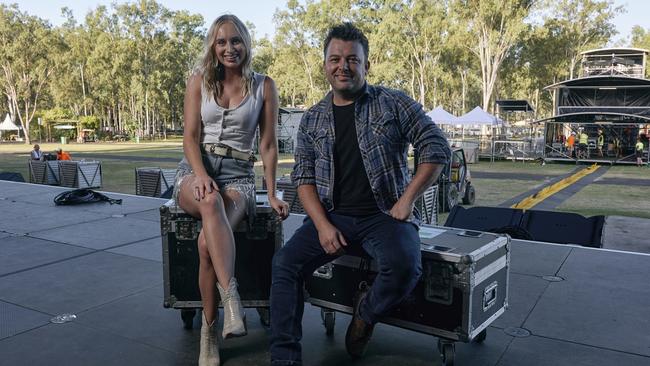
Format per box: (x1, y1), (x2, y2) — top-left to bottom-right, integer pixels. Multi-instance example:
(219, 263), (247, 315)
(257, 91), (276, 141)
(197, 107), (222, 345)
(192, 175), (218, 201)
(268, 196), (289, 220)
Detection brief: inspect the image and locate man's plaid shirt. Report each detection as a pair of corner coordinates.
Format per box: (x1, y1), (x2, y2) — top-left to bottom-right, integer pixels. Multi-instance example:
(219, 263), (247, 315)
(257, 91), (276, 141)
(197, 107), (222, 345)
(291, 83), (451, 223)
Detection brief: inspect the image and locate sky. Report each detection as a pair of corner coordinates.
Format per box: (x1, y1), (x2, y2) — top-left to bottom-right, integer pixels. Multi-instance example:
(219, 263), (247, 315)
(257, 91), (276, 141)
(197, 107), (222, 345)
(1, 0), (648, 43)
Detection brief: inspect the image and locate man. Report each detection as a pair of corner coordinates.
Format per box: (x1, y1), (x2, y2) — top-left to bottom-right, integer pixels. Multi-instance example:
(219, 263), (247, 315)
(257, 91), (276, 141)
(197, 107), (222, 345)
(269, 23), (450, 365)
(566, 131), (576, 158)
(30, 144), (43, 160)
(578, 129), (589, 159)
(596, 129), (605, 157)
(636, 138), (645, 167)
(56, 148), (72, 161)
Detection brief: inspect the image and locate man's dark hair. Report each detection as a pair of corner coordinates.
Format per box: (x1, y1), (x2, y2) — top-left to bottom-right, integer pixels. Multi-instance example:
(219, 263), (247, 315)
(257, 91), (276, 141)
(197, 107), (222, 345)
(323, 22), (369, 61)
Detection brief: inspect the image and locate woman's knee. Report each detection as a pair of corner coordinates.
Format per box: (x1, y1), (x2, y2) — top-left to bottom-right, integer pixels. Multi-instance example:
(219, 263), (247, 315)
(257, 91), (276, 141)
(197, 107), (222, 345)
(198, 191), (225, 216)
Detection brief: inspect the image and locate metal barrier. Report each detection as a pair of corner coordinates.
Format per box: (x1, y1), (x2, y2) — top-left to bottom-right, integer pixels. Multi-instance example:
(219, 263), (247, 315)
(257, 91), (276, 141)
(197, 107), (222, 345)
(59, 161), (102, 188)
(135, 167), (176, 197)
(29, 160), (61, 185)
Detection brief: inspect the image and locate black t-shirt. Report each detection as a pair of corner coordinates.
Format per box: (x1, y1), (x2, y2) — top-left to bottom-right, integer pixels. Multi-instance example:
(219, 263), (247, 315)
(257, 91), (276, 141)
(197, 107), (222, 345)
(332, 102), (380, 216)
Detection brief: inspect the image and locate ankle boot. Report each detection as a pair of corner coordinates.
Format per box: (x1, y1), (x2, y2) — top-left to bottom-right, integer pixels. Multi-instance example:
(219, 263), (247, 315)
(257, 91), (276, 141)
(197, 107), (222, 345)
(217, 278), (247, 338)
(199, 314), (220, 366)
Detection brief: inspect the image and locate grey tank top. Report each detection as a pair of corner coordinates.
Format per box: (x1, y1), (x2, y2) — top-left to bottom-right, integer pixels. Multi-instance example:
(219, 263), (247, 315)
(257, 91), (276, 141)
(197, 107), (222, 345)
(200, 72), (266, 153)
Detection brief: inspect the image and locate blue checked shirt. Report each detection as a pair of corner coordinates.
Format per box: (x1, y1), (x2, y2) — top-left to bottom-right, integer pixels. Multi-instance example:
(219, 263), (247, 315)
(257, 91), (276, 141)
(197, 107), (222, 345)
(291, 83), (451, 223)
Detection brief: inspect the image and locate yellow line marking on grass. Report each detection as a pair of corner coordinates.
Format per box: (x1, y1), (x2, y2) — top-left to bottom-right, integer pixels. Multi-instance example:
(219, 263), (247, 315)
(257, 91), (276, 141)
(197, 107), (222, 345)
(511, 164), (600, 210)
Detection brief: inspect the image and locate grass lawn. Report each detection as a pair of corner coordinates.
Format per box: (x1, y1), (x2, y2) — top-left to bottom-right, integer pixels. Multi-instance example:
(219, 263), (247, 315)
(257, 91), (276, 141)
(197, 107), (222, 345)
(470, 178), (539, 207)
(556, 184), (650, 219)
(1, 142), (647, 220)
(469, 160), (576, 175)
(601, 165), (650, 180)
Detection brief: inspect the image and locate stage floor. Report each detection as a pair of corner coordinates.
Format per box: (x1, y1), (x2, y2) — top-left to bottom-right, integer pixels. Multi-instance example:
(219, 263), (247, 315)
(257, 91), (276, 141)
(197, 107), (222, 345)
(0, 180), (648, 365)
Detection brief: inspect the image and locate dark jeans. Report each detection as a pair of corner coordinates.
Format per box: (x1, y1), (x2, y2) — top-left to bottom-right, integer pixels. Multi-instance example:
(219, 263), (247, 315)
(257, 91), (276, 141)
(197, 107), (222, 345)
(269, 212), (422, 365)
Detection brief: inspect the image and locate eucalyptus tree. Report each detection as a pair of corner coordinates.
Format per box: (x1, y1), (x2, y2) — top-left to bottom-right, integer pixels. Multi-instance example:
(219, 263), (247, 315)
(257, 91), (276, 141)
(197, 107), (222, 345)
(630, 26), (650, 51)
(84, 6), (132, 133)
(113, 0), (169, 138)
(49, 8), (90, 118)
(498, 0), (620, 118)
(149, 10), (204, 134)
(629, 26), (650, 78)
(0, 4), (61, 144)
(453, 0), (533, 113)
(438, 23), (482, 116)
(367, 0), (449, 109)
(541, 0), (622, 80)
(271, 0), (364, 106)
(271, 0), (326, 106)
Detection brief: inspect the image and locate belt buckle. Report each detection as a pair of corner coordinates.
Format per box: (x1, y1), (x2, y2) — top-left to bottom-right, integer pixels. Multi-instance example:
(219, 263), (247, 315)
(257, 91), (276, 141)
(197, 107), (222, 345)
(209, 144), (216, 153)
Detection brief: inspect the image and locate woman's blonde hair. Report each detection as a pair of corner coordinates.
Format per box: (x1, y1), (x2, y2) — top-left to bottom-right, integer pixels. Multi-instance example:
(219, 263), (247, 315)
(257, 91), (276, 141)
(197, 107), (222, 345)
(196, 14), (254, 99)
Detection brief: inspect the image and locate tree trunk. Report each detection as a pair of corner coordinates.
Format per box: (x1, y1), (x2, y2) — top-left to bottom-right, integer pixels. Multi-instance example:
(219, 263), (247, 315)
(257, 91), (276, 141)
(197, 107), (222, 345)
(80, 64), (88, 116)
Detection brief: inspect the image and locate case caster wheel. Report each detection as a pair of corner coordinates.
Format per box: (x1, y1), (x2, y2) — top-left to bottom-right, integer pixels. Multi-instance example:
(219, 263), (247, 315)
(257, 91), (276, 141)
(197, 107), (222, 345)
(474, 329), (487, 343)
(257, 307), (271, 327)
(181, 309), (196, 330)
(320, 308), (335, 336)
(437, 339), (455, 366)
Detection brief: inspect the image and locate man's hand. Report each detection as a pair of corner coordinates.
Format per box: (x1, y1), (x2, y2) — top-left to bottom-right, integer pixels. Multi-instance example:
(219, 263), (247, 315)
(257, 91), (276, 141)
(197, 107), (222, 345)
(390, 198), (414, 221)
(317, 223), (348, 255)
(269, 196), (289, 220)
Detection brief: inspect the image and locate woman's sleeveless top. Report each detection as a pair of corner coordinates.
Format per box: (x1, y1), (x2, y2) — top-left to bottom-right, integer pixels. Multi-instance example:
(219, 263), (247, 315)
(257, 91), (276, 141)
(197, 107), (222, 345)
(200, 72), (266, 153)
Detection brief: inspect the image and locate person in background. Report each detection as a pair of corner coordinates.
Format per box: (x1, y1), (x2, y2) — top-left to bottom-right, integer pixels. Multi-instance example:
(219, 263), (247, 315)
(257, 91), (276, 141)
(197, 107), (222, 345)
(269, 22), (450, 365)
(578, 130), (589, 159)
(596, 129), (605, 158)
(171, 14), (288, 366)
(612, 135), (622, 158)
(635, 138), (645, 167)
(30, 144), (43, 160)
(566, 131), (576, 158)
(55, 148), (71, 161)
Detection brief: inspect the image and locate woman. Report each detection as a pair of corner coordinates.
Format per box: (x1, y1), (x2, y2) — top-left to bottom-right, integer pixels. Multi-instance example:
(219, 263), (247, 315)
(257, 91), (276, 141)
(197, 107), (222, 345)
(173, 14), (288, 366)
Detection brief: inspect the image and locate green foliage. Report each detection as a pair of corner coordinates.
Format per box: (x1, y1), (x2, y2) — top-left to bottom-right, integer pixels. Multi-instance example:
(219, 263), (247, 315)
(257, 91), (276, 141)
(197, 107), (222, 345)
(0, 0), (636, 131)
(79, 115), (100, 129)
(631, 26), (650, 78)
(42, 107), (74, 123)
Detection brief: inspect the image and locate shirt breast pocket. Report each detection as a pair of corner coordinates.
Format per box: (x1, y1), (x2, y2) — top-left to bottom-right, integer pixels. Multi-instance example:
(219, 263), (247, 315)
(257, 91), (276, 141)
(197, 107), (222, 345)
(311, 129), (330, 156)
(370, 111), (400, 144)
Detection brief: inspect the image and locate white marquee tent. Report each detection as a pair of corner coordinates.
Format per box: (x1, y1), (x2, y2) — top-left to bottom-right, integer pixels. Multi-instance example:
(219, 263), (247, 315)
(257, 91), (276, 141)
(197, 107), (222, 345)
(0, 114), (21, 140)
(0, 114), (20, 131)
(455, 106), (505, 126)
(426, 106), (457, 124)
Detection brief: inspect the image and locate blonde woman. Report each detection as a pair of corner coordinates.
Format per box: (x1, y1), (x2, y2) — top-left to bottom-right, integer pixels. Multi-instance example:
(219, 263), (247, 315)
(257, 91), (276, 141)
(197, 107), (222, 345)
(173, 14), (288, 366)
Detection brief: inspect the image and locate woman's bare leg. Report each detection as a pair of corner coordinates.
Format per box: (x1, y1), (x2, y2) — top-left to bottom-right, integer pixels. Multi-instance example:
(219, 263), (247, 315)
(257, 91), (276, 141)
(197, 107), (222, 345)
(197, 231), (217, 324)
(178, 176), (248, 324)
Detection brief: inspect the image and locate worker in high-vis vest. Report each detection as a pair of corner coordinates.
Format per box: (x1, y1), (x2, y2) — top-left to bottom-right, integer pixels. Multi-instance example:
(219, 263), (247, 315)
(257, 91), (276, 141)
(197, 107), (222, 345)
(566, 132), (576, 158)
(636, 138), (645, 167)
(578, 130), (589, 159)
(596, 129), (605, 157)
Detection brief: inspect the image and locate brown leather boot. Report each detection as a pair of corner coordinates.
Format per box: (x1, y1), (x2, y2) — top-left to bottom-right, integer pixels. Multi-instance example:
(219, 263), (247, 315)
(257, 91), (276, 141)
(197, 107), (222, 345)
(345, 283), (374, 358)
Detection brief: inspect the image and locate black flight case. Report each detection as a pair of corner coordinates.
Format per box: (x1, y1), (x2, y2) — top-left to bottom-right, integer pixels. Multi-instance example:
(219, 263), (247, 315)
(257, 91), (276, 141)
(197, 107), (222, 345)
(306, 225), (510, 366)
(160, 194), (283, 328)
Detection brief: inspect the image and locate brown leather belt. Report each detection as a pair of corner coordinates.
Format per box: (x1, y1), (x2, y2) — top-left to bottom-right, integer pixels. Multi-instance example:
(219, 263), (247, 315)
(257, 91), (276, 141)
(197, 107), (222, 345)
(202, 143), (256, 162)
